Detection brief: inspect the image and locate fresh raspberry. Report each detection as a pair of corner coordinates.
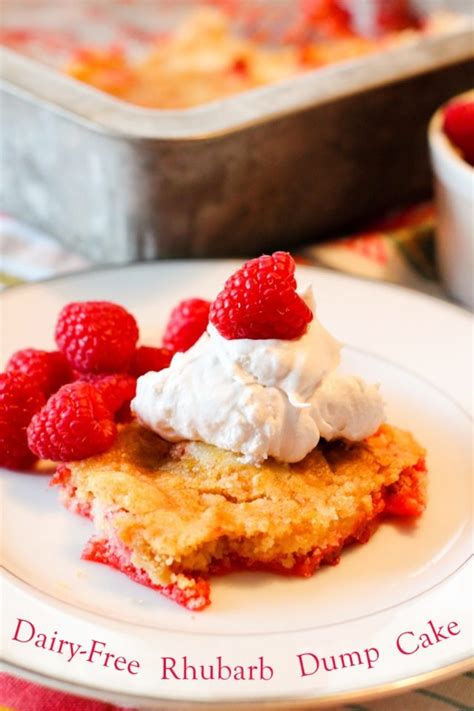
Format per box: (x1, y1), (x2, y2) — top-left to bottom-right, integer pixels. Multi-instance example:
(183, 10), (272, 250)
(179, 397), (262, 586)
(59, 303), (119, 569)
(209, 252), (313, 340)
(162, 299), (210, 353)
(6, 348), (72, 397)
(55, 301), (139, 374)
(443, 100), (474, 166)
(130, 346), (174, 377)
(115, 400), (134, 424)
(27, 382), (116, 462)
(77, 373), (137, 414)
(0, 373), (45, 470)
(374, 0), (420, 33)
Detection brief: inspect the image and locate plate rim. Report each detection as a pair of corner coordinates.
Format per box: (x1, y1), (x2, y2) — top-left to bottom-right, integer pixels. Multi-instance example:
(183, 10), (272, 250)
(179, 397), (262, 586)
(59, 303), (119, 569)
(2, 653), (472, 710)
(1, 259), (472, 322)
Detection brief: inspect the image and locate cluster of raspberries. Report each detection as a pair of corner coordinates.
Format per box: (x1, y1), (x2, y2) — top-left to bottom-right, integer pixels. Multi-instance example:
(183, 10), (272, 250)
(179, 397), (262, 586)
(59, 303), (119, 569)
(0, 297), (210, 469)
(1, 252), (313, 470)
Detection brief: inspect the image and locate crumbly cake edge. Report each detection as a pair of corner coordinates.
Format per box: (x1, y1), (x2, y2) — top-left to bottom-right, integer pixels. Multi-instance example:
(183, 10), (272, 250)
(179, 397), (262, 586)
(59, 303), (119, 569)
(50, 426), (427, 610)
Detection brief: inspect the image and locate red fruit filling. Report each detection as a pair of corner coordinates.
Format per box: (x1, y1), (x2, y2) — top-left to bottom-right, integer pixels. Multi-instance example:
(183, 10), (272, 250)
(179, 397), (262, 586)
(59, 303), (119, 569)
(51, 457), (426, 610)
(82, 536), (211, 611)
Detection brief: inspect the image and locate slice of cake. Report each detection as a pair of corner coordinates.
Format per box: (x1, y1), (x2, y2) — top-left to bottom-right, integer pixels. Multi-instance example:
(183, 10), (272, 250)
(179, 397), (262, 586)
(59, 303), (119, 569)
(51, 422), (426, 611)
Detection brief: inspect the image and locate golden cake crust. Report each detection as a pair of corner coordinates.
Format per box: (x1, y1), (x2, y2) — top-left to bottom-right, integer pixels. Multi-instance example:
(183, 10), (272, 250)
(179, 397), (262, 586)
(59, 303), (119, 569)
(60, 423), (425, 584)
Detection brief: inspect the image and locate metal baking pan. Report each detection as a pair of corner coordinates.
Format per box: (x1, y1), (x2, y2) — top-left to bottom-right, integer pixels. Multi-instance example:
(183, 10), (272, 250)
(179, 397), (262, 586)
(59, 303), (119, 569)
(0, 1), (473, 263)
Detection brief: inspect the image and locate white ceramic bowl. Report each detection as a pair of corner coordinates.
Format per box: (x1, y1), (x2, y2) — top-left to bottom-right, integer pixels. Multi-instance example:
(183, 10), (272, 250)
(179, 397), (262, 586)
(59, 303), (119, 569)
(429, 91), (474, 310)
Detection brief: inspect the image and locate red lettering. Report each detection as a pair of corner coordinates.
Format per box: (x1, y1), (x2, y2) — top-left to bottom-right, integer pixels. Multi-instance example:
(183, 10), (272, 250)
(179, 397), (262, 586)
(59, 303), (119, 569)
(162, 657), (179, 680)
(200, 665), (214, 680)
(365, 647), (379, 669)
(447, 621), (460, 636)
(103, 651), (115, 668)
(247, 665), (257, 680)
(12, 618), (35, 643)
(87, 640), (106, 663)
(420, 633), (433, 648)
(322, 655), (337, 672)
(114, 656), (127, 671)
(297, 653), (319, 676)
(217, 656), (231, 680)
(339, 651), (362, 668)
(234, 665), (245, 680)
(183, 657), (197, 680)
(396, 631), (418, 655)
(260, 656), (273, 680)
(427, 619), (449, 642)
(127, 660), (140, 675)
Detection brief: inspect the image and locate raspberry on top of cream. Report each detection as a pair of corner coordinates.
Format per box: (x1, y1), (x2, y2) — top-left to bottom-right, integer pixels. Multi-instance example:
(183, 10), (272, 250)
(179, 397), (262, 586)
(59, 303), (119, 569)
(209, 287), (338, 407)
(132, 254), (385, 464)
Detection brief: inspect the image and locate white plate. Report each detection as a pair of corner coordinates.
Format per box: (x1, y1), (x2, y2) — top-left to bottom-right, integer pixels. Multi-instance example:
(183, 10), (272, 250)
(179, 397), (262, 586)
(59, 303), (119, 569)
(1, 262), (472, 709)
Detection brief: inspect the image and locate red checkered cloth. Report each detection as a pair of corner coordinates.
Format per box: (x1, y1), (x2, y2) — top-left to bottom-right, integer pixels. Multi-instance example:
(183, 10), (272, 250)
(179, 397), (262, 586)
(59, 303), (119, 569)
(0, 672), (135, 711)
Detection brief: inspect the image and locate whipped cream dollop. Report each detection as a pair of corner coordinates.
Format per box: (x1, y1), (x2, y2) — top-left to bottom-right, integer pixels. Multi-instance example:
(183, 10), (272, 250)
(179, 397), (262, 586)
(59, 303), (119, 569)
(132, 288), (385, 463)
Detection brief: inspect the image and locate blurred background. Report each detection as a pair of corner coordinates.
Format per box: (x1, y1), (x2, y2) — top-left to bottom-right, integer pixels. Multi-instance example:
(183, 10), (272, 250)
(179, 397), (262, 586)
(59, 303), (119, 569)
(0, 0), (473, 304)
